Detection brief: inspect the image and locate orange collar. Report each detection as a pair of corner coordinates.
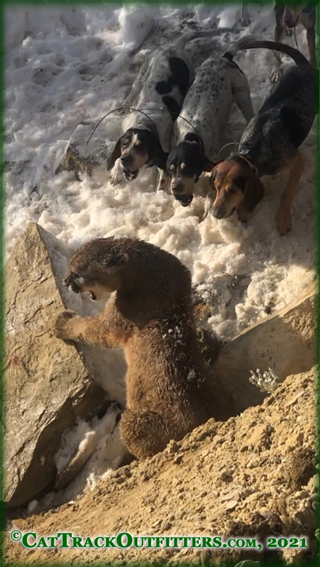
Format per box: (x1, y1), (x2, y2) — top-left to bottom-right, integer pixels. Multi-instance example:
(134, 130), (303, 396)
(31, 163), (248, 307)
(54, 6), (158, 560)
(236, 154), (256, 173)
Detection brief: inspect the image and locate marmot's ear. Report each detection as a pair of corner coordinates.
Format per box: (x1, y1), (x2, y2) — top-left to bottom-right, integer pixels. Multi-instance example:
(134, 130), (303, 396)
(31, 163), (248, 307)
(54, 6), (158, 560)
(103, 253), (129, 272)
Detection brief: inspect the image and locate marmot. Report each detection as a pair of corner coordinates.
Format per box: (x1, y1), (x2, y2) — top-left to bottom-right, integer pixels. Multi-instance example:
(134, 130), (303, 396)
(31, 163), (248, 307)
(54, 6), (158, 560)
(55, 237), (228, 459)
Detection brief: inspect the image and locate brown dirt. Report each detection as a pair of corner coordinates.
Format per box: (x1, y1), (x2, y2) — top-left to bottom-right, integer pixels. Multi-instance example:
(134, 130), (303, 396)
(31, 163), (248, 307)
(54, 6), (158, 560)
(6, 367), (317, 566)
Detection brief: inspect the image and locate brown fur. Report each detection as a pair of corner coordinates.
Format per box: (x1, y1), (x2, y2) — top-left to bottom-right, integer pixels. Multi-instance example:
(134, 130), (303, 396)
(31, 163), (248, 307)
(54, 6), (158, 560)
(210, 158), (265, 222)
(55, 237), (230, 459)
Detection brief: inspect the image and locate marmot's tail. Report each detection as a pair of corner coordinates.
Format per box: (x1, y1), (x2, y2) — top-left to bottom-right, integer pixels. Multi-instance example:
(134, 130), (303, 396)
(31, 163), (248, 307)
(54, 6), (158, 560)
(177, 27), (233, 50)
(223, 34), (311, 66)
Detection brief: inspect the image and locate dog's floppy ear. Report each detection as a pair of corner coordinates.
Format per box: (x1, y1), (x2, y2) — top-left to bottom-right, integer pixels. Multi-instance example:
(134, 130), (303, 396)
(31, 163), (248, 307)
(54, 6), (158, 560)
(147, 137), (168, 170)
(107, 138), (122, 170)
(242, 171), (265, 214)
(202, 156), (214, 172)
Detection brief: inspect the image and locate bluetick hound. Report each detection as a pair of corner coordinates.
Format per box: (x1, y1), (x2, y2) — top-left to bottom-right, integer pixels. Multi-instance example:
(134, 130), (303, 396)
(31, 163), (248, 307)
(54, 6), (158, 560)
(165, 44), (254, 206)
(270, 2), (317, 82)
(208, 36), (318, 235)
(107, 28), (232, 189)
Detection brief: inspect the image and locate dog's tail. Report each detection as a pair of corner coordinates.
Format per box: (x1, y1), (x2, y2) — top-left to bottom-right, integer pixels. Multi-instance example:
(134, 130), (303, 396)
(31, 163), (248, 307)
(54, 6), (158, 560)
(223, 34), (311, 67)
(176, 27), (234, 50)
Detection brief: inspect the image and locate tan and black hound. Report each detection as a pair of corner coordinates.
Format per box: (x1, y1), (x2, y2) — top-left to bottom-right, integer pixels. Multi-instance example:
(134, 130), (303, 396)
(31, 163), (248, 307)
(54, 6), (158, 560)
(206, 36), (318, 235)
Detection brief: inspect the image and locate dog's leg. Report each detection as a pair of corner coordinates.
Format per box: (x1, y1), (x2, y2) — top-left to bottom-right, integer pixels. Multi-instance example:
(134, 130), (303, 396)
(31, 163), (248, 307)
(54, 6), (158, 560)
(269, 19), (286, 83)
(241, 0), (251, 27)
(202, 190), (215, 221)
(156, 169), (171, 194)
(306, 26), (317, 67)
(149, 166), (159, 191)
(233, 82), (254, 123)
(55, 310), (125, 348)
(120, 408), (171, 459)
(276, 151), (306, 235)
(109, 158), (123, 186)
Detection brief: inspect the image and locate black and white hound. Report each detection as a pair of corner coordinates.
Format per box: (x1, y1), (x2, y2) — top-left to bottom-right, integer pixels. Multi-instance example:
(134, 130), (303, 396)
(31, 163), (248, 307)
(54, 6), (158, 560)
(106, 28), (233, 190)
(166, 44), (254, 206)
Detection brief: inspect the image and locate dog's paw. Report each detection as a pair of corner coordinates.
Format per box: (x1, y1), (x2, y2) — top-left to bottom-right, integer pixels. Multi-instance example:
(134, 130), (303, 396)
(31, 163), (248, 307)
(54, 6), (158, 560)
(269, 63), (282, 83)
(156, 172), (171, 194)
(109, 159), (123, 186)
(201, 192), (215, 221)
(55, 310), (77, 340)
(276, 208), (292, 236)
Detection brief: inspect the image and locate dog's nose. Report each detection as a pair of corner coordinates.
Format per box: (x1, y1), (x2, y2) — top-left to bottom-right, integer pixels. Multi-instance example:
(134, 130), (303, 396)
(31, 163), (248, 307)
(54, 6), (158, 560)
(172, 181), (185, 194)
(121, 154), (132, 167)
(211, 208), (224, 219)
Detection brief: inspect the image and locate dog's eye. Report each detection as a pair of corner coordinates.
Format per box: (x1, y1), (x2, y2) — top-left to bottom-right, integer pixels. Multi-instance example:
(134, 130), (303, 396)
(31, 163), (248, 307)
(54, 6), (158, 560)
(228, 187), (237, 195)
(233, 176), (246, 192)
(122, 139), (130, 148)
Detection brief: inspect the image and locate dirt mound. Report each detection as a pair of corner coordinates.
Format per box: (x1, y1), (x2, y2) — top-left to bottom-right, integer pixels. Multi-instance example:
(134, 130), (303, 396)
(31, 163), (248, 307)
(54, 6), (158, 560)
(7, 367), (317, 565)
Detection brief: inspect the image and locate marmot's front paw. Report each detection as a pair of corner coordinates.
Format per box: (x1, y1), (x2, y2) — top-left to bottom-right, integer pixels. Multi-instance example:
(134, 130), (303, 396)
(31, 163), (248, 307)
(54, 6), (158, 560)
(55, 310), (77, 341)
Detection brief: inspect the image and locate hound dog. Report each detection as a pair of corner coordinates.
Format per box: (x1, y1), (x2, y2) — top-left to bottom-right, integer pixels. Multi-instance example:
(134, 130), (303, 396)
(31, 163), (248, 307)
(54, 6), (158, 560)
(270, 2), (317, 82)
(107, 28), (232, 190)
(207, 36), (318, 235)
(165, 44), (254, 206)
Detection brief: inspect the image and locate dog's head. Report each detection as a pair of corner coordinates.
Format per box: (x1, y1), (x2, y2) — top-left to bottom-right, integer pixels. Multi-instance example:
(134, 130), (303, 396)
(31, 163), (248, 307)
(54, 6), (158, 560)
(107, 128), (167, 180)
(210, 157), (265, 219)
(282, 4), (308, 28)
(63, 239), (130, 300)
(166, 133), (212, 206)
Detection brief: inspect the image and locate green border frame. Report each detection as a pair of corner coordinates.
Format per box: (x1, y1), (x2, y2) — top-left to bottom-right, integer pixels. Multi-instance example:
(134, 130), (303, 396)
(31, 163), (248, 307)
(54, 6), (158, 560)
(1, 2), (319, 567)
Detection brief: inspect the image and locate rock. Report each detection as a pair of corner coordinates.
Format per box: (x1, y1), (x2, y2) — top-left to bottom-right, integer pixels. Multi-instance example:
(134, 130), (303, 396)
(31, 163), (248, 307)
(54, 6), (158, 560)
(5, 368), (317, 565)
(216, 283), (316, 413)
(4, 223), (125, 507)
(55, 120), (115, 178)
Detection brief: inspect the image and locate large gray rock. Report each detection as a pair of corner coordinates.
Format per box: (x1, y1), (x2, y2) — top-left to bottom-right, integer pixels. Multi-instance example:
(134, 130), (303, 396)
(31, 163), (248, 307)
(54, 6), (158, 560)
(216, 282), (317, 413)
(4, 223), (126, 508)
(55, 118), (120, 178)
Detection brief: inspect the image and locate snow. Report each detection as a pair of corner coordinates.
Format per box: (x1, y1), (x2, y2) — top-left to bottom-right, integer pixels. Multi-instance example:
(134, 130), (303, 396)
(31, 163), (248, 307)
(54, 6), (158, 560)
(5, 4), (316, 501)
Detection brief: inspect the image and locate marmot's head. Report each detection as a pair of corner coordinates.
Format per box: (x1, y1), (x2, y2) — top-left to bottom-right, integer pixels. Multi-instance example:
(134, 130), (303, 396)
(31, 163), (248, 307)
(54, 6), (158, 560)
(64, 237), (192, 305)
(64, 238), (131, 300)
